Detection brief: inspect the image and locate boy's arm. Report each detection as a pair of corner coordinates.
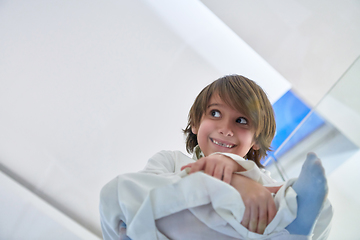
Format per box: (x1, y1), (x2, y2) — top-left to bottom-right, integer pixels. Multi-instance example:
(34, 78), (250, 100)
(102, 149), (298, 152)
(230, 174), (277, 234)
(140, 150), (177, 175)
(181, 152), (277, 185)
(181, 154), (246, 183)
(182, 154), (278, 234)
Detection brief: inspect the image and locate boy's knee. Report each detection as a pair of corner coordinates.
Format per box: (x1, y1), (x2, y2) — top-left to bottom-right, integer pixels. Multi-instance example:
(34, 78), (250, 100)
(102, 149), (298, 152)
(100, 178), (119, 206)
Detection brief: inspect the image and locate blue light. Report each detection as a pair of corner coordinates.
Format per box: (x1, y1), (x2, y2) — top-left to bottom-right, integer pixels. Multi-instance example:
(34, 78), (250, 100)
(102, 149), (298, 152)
(263, 90), (325, 165)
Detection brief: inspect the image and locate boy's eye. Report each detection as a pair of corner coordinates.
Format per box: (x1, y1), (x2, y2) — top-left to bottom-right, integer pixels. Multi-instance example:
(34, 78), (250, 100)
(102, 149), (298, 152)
(236, 117), (247, 124)
(210, 110), (221, 118)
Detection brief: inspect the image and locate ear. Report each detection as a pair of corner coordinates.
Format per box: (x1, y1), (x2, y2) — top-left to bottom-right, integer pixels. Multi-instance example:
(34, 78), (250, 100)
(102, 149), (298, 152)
(252, 142), (260, 151)
(191, 125), (198, 135)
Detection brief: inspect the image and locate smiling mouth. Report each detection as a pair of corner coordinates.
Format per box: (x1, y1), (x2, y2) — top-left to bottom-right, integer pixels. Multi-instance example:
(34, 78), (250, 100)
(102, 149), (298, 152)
(210, 138), (235, 149)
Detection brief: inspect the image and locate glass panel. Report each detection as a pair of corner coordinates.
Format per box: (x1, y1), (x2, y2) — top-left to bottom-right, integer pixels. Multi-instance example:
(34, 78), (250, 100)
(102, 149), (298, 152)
(266, 56), (360, 182)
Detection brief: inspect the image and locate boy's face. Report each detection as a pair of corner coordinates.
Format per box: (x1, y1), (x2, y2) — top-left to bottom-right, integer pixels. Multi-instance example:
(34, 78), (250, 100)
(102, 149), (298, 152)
(192, 94), (259, 158)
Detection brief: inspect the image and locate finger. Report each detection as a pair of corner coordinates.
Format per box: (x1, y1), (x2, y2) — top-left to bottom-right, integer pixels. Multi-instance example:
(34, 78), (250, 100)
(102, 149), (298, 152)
(257, 206), (267, 234)
(204, 160), (216, 177)
(189, 159), (206, 174)
(180, 163), (193, 171)
(222, 166), (233, 184)
(241, 207), (250, 229)
(249, 206), (259, 233)
(267, 198), (277, 225)
(265, 186), (282, 194)
(212, 164), (224, 180)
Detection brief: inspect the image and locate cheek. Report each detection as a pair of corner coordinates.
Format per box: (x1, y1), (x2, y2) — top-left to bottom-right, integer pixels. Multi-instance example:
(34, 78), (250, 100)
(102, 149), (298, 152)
(238, 129), (256, 144)
(197, 120), (212, 134)
(196, 121), (214, 146)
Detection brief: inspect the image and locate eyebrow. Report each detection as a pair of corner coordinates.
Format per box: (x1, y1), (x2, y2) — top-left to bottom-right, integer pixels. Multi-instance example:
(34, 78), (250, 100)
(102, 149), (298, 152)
(208, 103), (250, 119)
(207, 103), (223, 108)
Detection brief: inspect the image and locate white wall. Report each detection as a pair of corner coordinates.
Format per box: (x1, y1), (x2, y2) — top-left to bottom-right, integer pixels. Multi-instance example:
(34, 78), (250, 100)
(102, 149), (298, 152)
(0, 0), (290, 237)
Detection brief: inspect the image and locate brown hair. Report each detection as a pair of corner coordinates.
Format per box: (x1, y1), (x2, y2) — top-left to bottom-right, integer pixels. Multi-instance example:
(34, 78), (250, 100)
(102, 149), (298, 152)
(183, 75), (276, 168)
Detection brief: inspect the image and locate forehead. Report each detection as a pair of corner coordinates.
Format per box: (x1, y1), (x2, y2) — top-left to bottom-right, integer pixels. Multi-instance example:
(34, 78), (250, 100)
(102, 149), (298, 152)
(207, 94), (226, 107)
(207, 94), (247, 115)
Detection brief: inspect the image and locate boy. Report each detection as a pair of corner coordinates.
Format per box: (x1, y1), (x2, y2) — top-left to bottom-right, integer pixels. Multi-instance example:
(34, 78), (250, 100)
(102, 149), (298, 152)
(100, 75), (332, 239)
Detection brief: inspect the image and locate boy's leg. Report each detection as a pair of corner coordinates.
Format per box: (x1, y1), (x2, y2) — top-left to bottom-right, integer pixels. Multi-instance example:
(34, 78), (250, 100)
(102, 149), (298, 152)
(285, 153), (328, 236)
(155, 208), (239, 239)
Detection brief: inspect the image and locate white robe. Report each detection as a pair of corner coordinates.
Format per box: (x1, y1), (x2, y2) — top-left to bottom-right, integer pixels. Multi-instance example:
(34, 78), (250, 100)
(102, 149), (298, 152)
(99, 150), (333, 240)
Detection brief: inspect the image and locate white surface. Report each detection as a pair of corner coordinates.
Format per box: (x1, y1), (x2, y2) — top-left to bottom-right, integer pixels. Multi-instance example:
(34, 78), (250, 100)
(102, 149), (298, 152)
(144, 0), (291, 103)
(201, 0), (360, 107)
(0, 171), (100, 240)
(0, 0), (289, 237)
(327, 150), (360, 240)
(317, 57), (360, 148)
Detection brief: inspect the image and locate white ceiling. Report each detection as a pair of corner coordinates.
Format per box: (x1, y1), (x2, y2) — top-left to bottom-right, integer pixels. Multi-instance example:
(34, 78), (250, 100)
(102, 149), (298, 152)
(201, 0), (360, 107)
(0, 0), (359, 239)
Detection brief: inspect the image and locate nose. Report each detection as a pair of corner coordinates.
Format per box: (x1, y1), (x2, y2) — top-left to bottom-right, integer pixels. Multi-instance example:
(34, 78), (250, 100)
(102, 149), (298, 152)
(219, 120), (233, 137)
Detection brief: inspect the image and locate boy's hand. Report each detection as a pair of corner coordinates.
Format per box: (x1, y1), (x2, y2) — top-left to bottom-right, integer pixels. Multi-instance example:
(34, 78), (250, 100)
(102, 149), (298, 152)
(231, 174), (277, 234)
(180, 154), (246, 184)
(265, 186), (282, 194)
